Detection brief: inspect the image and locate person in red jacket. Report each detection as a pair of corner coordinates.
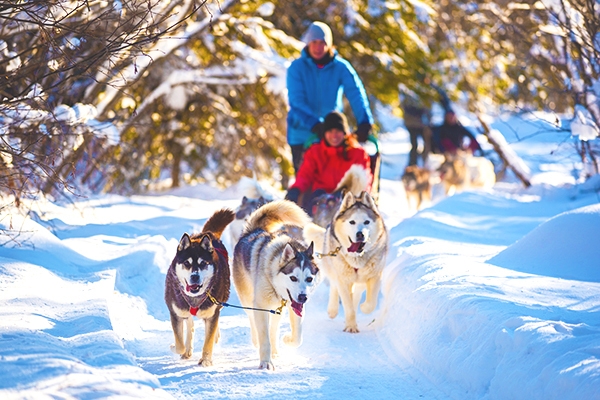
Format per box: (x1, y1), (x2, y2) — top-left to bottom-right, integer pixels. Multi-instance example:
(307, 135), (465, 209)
(285, 111), (372, 214)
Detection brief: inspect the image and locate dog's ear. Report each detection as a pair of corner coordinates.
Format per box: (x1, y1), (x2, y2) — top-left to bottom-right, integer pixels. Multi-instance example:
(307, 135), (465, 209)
(306, 241), (314, 258)
(178, 233), (192, 252)
(281, 243), (296, 265)
(339, 191), (355, 212)
(199, 234), (214, 253)
(358, 191), (377, 210)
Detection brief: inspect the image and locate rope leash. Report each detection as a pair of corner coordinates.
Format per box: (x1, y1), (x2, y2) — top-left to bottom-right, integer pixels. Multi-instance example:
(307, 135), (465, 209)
(207, 292), (287, 315)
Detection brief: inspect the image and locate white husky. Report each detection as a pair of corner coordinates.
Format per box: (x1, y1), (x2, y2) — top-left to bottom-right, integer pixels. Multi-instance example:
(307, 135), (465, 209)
(232, 200), (320, 370)
(304, 191), (388, 333)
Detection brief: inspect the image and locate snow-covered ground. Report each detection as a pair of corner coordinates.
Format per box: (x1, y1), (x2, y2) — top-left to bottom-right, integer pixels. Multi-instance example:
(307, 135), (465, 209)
(1, 112), (599, 399)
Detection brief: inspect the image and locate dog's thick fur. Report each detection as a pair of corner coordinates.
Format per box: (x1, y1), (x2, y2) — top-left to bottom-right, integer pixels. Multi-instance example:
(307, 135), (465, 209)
(439, 151), (495, 196)
(311, 164), (370, 228)
(304, 191), (388, 333)
(164, 209), (235, 366)
(401, 165), (432, 210)
(232, 200), (319, 370)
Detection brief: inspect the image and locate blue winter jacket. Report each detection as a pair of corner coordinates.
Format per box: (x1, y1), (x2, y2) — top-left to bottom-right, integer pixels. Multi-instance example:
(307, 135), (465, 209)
(286, 48), (374, 146)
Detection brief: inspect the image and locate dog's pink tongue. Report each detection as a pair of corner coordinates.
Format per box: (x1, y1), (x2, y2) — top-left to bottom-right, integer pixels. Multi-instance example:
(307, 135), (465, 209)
(291, 300), (303, 317)
(348, 241), (362, 253)
(186, 283), (200, 292)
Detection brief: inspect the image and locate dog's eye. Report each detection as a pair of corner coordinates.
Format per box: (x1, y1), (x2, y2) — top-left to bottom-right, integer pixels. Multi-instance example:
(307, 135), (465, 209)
(290, 276), (298, 282)
(306, 277), (313, 283)
(183, 261), (191, 268)
(364, 220), (370, 225)
(349, 220), (356, 225)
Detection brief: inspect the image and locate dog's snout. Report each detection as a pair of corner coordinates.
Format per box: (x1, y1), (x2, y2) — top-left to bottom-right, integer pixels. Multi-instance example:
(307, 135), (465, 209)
(297, 294), (307, 304)
(190, 273), (200, 284)
(356, 231), (365, 241)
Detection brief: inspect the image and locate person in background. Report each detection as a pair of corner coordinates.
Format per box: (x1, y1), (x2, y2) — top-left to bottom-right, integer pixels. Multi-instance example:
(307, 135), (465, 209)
(286, 21), (374, 176)
(438, 110), (483, 155)
(400, 91), (432, 167)
(285, 111), (372, 213)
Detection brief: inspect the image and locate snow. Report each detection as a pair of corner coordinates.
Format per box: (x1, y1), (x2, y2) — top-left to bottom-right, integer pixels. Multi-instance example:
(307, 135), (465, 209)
(1, 113), (600, 399)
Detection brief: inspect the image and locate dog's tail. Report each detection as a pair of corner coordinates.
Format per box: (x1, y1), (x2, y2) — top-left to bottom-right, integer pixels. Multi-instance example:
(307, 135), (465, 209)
(202, 208), (236, 239)
(334, 164), (369, 196)
(303, 223), (326, 254)
(243, 200), (311, 234)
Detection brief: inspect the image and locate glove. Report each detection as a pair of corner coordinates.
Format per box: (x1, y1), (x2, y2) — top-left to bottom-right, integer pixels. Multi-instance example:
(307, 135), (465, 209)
(311, 122), (325, 138)
(355, 123), (372, 143)
(285, 187), (301, 204)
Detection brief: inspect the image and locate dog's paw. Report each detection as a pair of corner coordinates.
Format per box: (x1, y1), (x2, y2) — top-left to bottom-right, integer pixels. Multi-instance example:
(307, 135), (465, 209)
(170, 343), (188, 356)
(343, 324), (359, 333)
(283, 333), (302, 348)
(327, 306), (339, 319)
(180, 350), (193, 359)
(258, 360), (275, 370)
(198, 358), (213, 367)
(360, 301), (376, 314)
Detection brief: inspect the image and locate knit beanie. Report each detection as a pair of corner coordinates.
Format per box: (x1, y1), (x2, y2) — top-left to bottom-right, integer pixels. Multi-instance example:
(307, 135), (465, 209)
(302, 21), (333, 47)
(322, 111), (349, 134)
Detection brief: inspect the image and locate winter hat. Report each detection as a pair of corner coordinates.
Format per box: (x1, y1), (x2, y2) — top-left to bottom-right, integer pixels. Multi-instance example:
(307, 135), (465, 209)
(302, 21), (333, 47)
(322, 111), (349, 134)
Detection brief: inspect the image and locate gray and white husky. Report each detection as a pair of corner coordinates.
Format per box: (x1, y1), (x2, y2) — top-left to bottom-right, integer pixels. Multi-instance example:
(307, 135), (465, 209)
(232, 200), (319, 370)
(164, 208), (235, 366)
(304, 191), (388, 333)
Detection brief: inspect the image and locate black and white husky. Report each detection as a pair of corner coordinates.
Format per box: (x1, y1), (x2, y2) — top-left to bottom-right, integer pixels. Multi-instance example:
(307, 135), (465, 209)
(164, 208), (235, 366)
(232, 200), (319, 370)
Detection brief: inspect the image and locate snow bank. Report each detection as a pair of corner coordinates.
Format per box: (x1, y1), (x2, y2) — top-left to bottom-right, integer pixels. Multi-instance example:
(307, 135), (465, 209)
(489, 203), (600, 282)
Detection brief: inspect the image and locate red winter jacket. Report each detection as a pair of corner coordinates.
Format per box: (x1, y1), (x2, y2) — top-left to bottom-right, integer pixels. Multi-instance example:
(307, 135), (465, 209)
(291, 138), (372, 193)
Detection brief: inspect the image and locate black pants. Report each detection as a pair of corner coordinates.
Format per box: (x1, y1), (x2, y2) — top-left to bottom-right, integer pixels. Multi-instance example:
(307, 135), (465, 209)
(290, 144), (306, 175)
(407, 126), (432, 166)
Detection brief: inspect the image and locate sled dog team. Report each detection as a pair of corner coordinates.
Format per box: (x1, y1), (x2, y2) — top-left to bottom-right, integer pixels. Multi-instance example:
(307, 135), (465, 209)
(164, 167), (389, 370)
(401, 150), (496, 211)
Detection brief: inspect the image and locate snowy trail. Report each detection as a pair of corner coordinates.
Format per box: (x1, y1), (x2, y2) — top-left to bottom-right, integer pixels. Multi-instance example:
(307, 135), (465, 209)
(118, 281), (449, 399)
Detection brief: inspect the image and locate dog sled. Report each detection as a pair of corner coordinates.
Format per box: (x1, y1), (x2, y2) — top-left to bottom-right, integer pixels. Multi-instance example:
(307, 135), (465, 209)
(363, 134), (382, 203)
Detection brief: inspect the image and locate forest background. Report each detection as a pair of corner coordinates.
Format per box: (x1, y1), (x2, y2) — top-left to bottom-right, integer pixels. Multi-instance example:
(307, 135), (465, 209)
(1, 0), (599, 205)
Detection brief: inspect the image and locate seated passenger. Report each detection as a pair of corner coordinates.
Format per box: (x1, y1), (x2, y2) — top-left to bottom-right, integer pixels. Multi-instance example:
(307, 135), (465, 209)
(438, 111), (483, 155)
(285, 111), (372, 214)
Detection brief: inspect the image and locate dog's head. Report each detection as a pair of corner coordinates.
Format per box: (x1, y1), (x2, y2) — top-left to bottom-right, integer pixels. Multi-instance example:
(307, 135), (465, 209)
(401, 166), (419, 191)
(402, 165), (431, 191)
(438, 153), (467, 183)
(334, 191), (382, 256)
(311, 192), (342, 228)
(273, 242), (319, 318)
(173, 233), (218, 297)
(235, 196), (268, 220)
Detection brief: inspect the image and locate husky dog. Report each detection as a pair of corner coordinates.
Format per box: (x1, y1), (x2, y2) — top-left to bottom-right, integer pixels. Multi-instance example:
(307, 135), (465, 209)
(439, 151), (495, 196)
(232, 200), (319, 370)
(401, 165), (432, 210)
(304, 191), (388, 333)
(164, 208), (235, 366)
(311, 164), (370, 228)
(229, 196), (269, 246)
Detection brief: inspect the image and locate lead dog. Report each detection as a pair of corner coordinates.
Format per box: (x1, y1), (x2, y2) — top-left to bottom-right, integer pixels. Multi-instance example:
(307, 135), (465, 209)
(164, 208), (235, 366)
(401, 165), (432, 210)
(232, 200), (319, 370)
(304, 191), (388, 333)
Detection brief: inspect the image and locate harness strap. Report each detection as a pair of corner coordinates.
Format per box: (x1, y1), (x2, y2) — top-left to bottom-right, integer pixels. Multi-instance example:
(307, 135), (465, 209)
(315, 246), (342, 259)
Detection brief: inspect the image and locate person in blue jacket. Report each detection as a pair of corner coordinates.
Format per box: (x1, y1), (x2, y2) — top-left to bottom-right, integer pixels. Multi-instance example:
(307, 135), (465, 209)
(286, 21), (374, 175)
